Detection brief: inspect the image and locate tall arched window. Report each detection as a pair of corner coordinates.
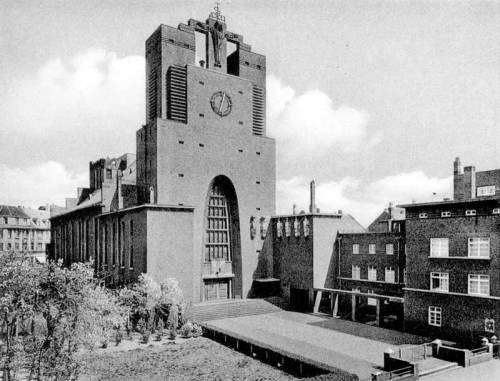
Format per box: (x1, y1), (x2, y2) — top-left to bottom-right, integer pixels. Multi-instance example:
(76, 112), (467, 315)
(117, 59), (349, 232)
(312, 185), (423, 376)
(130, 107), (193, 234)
(202, 177), (241, 301)
(205, 183), (231, 262)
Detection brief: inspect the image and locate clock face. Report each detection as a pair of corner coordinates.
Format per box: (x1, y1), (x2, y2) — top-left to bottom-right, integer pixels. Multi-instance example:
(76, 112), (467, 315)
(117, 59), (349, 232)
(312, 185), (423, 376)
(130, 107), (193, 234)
(210, 91), (232, 117)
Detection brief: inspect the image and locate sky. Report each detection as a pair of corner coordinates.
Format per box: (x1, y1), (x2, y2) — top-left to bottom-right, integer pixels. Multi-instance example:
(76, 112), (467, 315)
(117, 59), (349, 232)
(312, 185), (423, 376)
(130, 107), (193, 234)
(1, 0), (499, 226)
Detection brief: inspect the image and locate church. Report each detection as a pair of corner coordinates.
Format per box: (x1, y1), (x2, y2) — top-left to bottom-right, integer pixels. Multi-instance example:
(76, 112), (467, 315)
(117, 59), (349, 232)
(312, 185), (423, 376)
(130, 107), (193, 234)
(50, 10), (276, 302)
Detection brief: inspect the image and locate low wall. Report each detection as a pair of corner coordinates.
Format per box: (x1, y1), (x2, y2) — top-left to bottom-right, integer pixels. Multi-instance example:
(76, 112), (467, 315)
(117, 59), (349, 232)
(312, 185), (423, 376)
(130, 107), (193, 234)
(435, 343), (492, 367)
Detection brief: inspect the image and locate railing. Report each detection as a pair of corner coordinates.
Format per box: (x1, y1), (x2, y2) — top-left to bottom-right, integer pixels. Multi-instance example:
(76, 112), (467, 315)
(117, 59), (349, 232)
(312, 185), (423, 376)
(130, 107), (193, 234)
(366, 366), (414, 381)
(203, 260), (233, 276)
(471, 346), (489, 355)
(388, 366), (413, 379)
(397, 342), (433, 362)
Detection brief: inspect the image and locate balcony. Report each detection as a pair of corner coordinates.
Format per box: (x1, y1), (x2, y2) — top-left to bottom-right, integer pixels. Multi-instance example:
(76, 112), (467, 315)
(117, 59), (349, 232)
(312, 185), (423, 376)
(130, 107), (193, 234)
(203, 260), (234, 279)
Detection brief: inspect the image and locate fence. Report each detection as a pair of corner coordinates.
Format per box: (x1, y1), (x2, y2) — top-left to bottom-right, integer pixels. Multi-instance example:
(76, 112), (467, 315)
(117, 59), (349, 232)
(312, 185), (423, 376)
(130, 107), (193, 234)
(397, 342), (434, 362)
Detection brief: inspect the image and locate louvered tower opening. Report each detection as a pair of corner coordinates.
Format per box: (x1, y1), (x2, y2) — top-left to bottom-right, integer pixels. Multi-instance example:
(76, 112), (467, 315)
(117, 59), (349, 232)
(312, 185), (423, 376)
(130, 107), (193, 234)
(147, 66), (158, 120)
(167, 65), (187, 123)
(252, 85), (265, 136)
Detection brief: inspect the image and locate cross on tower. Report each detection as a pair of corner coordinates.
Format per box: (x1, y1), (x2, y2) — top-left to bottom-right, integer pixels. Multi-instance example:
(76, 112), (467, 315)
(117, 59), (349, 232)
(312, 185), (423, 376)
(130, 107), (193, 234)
(210, 1), (226, 22)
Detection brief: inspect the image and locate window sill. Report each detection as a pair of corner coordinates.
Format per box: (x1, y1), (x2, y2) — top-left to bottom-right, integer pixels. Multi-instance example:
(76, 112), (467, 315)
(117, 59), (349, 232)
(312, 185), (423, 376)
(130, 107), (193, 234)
(428, 256), (490, 260)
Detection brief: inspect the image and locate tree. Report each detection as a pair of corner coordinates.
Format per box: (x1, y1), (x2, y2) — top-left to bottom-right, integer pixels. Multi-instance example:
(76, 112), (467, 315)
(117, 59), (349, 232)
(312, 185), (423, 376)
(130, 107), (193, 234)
(0, 254), (126, 380)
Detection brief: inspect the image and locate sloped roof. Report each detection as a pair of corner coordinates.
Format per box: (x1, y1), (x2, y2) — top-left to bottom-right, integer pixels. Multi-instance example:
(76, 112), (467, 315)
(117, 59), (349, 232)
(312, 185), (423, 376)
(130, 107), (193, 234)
(367, 207), (405, 232)
(0, 205), (30, 218)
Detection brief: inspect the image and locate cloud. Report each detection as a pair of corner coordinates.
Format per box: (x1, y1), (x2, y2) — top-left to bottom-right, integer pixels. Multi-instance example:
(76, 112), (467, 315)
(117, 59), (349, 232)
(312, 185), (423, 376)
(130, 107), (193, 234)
(0, 49), (145, 167)
(267, 75), (378, 159)
(0, 162), (87, 208)
(277, 171), (452, 227)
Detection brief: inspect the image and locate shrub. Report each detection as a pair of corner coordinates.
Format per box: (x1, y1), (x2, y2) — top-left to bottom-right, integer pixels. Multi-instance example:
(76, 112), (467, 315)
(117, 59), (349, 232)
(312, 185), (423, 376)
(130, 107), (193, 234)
(180, 322), (193, 338)
(142, 330), (151, 344)
(192, 323), (203, 337)
(115, 329), (124, 346)
(155, 319), (164, 341)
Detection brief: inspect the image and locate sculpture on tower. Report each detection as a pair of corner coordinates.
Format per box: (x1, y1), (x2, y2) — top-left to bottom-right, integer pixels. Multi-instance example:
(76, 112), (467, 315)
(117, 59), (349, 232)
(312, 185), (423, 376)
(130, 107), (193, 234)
(209, 1), (226, 68)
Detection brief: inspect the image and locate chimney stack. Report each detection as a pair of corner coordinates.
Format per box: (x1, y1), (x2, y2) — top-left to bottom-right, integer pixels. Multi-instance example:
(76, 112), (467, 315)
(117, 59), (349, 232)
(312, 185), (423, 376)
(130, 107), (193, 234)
(309, 180), (317, 214)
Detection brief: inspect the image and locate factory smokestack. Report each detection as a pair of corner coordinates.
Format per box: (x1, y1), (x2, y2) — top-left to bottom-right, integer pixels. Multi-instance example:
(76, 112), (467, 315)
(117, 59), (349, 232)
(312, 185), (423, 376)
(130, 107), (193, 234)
(309, 180), (316, 214)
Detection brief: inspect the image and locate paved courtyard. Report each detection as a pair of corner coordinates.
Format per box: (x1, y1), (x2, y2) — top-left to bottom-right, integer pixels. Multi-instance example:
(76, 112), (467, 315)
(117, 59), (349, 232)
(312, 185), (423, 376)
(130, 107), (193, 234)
(204, 311), (429, 379)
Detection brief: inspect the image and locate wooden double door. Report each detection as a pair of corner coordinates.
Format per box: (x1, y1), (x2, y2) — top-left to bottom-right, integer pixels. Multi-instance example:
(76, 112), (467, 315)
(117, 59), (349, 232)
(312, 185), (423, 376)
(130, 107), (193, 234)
(204, 279), (231, 301)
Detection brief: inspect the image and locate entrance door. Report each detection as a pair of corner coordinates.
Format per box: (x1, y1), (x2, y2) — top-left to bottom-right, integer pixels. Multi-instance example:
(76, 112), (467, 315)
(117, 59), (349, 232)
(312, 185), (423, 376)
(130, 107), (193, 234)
(204, 279), (230, 301)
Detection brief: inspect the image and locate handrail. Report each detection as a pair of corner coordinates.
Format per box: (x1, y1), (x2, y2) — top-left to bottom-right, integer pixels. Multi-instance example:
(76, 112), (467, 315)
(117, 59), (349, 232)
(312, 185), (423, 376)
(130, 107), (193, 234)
(471, 346), (489, 355)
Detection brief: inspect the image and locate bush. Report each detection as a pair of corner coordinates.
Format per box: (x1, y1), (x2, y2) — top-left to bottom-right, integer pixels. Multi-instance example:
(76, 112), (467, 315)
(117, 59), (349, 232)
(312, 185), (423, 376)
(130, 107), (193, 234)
(115, 329), (123, 346)
(192, 323), (203, 337)
(180, 322), (193, 338)
(142, 330), (151, 344)
(155, 319), (164, 341)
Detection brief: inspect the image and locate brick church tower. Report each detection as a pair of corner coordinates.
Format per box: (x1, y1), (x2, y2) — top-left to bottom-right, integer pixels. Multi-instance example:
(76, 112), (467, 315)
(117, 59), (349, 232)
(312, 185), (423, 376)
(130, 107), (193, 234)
(136, 9), (276, 301)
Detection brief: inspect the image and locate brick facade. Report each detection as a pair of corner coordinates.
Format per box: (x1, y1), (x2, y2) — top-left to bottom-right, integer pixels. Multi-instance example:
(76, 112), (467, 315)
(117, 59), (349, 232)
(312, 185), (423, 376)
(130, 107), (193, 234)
(401, 197), (500, 345)
(51, 14), (275, 303)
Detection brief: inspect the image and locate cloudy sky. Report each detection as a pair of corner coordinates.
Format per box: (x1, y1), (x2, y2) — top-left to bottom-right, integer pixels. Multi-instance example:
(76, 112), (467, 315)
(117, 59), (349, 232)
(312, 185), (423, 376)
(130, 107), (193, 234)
(1, 0), (499, 226)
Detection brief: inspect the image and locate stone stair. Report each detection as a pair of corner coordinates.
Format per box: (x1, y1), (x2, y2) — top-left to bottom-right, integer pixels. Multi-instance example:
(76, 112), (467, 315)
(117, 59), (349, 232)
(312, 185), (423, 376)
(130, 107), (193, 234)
(418, 357), (461, 378)
(189, 297), (287, 323)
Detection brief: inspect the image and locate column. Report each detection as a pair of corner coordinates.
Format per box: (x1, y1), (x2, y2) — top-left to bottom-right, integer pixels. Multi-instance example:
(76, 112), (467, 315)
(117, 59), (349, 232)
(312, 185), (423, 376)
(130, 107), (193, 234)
(313, 291), (322, 313)
(351, 294), (356, 321)
(332, 292), (339, 317)
(375, 298), (381, 326)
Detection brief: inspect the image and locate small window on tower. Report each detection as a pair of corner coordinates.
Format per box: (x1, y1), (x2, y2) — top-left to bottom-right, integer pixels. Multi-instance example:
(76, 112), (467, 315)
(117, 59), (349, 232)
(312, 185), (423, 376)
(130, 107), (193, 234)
(106, 169), (112, 179)
(195, 31), (207, 68)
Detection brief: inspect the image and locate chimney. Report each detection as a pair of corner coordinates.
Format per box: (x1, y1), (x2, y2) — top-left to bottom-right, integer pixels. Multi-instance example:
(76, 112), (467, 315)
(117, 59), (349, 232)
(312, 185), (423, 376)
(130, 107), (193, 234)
(293, 204), (297, 215)
(464, 166), (476, 200)
(453, 157), (464, 201)
(453, 157), (462, 175)
(309, 180), (317, 214)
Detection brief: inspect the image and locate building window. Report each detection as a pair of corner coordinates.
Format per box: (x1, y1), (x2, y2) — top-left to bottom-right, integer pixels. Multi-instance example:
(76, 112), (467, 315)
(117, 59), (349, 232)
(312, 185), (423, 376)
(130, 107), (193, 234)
(493, 208), (500, 215)
(106, 169), (112, 179)
(368, 266), (377, 281)
(352, 265), (360, 280)
(477, 186), (495, 197)
(129, 220), (134, 268)
(428, 306), (442, 327)
(352, 244), (359, 254)
(430, 238), (449, 257)
(0, 243), (3, 251)
(368, 244), (376, 254)
(385, 267), (395, 283)
(2, 217), (7, 224)
(465, 209), (476, 216)
(403, 268), (407, 284)
(441, 211), (451, 217)
(468, 274), (489, 296)
(120, 221), (125, 267)
(468, 238), (490, 258)
(367, 290), (377, 306)
(386, 244), (394, 255)
(430, 272), (449, 292)
(419, 213), (428, 219)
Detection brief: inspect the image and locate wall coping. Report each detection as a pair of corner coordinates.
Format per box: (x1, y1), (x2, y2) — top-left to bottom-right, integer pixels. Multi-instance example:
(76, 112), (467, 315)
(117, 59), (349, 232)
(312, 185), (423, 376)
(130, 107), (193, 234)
(404, 287), (500, 300)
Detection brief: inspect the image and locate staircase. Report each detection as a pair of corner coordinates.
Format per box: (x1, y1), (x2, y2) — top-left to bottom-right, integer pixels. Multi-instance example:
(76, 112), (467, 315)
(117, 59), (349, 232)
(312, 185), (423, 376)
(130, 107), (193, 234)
(189, 297), (287, 323)
(418, 357), (460, 378)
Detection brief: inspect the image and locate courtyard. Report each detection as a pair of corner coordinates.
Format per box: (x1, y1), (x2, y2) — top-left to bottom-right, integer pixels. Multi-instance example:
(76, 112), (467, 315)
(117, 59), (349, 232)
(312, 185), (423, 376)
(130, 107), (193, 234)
(81, 310), (430, 381)
(203, 310), (429, 380)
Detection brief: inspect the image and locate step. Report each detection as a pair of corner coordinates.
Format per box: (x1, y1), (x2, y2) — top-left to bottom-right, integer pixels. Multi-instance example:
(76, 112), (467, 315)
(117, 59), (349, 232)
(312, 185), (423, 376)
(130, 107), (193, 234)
(419, 361), (460, 377)
(189, 298), (285, 322)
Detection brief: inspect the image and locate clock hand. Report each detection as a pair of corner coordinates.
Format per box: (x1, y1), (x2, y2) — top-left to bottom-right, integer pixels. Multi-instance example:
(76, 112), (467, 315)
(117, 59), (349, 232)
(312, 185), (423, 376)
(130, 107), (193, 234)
(219, 93), (226, 114)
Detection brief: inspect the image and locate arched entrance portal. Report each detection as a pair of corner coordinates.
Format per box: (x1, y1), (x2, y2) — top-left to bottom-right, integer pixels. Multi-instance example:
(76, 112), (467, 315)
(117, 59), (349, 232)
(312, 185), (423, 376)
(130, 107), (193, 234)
(202, 176), (242, 301)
